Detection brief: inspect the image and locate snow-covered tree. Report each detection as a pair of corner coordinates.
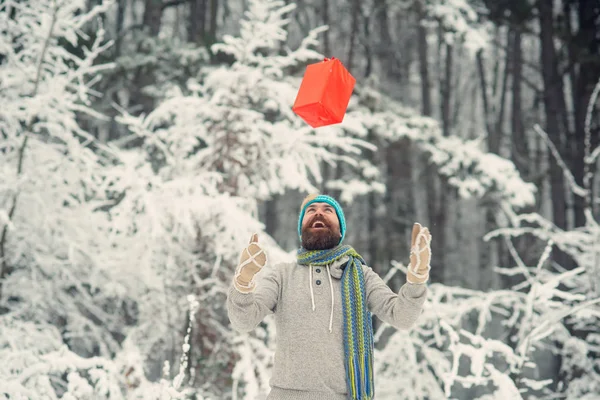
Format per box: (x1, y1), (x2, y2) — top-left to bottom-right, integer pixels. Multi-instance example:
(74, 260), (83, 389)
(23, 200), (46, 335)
(0, 0), (130, 397)
(419, 0), (489, 52)
(0, 1), (202, 398)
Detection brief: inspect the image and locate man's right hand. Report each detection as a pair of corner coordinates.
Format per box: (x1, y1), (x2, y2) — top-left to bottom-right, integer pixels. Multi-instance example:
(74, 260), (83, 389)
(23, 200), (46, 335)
(234, 233), (267, 292)
(407, 223), (431, 284)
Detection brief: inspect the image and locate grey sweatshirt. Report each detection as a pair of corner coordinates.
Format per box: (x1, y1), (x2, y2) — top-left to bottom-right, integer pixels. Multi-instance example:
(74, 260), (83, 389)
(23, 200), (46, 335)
(226, 256), (427, 400)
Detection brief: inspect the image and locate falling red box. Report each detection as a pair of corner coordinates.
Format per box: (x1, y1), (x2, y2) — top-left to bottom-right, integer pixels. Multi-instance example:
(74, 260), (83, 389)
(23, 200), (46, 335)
(292, 57), (356, 128)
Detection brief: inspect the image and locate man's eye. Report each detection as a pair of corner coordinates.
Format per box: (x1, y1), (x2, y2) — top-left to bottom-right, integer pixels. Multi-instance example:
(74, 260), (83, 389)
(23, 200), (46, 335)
(326, 208), (333, 213)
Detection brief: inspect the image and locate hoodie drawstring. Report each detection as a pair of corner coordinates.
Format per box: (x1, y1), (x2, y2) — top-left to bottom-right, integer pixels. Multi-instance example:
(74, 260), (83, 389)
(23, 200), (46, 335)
(308, 264), (335, 334)
(326, 264), (334, 333)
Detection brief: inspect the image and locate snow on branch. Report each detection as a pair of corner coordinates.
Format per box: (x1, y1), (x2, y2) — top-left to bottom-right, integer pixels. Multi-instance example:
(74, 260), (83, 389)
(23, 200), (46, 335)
(211, 0), (323, 71)
(347, 91), (536, 212)
(534, 124), (588, 198)
(423, 0), (490, 53)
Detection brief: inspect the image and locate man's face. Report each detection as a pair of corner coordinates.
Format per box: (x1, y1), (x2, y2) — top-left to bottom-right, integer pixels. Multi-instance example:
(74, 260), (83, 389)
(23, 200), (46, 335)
(300, 202), (341, 250)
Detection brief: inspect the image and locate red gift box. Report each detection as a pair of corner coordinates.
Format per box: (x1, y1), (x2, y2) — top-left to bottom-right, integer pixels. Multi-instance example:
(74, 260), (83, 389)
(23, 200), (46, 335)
(292, 57), (356, 128)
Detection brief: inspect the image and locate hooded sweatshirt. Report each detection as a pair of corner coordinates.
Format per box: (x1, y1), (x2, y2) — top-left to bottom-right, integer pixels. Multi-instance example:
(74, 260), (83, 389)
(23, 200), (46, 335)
(226, 256), (427, 400)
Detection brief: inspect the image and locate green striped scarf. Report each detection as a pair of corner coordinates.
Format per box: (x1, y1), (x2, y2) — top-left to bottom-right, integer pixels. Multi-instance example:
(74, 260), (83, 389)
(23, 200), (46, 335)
(297, 245), (375, 400)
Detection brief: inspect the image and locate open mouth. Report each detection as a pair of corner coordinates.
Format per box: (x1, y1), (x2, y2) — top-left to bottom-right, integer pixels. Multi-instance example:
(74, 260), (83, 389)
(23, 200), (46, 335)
(311, 221), (326, 229)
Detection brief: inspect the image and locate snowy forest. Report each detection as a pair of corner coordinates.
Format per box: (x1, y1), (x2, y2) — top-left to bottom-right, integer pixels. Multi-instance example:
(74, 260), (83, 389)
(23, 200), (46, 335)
(1, 0), (599, 399)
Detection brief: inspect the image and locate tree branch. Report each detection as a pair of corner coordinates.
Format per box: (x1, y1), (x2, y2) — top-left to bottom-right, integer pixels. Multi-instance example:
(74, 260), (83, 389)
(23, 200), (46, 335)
(583, 77), (600, 215)
(533, 124), (588, 198)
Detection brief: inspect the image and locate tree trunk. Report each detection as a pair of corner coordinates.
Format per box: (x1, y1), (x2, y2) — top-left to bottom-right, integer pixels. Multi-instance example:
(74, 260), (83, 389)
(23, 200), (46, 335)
(321, 0), (331, 56)
(509, 25), (538, 276)
(510, 27), (529, 177)
(495, 28), (511, 153)
(476, 50), (495, 149)
(207, 0), (218, 46)
(143, 0), (163, 36)
(114, 0), (126, 56)
(538, 0), (567, 231)
(415, 2), (443, 282)
(493, 28), (514, 279)
(441, 42), (453, 137)
(132, 0), (163, 114)
(189, 0), (207, 44)
(432, 41), (453, 284)
(385, 140), (413, 271)
(476, 40), (502, 289)
(571, 0), (600, 227)
(416, 1), (432, 117)
(362, 6), (372, 77)
(264, 199), (278, 241)
(374, 0), (398, 84)
(538, 0), (571, 267)
(105, 0), (127, 142)
(346, 0), (361, 69)
(414, 0), (431, 228)
(366, 135), (380, 267)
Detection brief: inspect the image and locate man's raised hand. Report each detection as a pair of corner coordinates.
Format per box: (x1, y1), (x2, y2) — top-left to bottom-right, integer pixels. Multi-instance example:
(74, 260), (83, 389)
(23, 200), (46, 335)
(233, 233), (268, 292)
(407, 223), (431, 284)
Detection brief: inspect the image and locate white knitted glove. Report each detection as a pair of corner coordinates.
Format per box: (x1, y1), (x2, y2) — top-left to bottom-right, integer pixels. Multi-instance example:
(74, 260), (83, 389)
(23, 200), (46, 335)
(407, 223), (431, 284)
(233, 233), (268, 293)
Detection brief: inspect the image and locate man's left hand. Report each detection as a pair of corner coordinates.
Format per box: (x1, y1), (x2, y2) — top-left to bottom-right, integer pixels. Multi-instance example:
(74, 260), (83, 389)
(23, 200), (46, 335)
(407, 223), (431, 284)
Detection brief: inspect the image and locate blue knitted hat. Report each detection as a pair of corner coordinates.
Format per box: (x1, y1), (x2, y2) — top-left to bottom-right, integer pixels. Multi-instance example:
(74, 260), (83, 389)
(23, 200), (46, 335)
(298, 194), (346, 244)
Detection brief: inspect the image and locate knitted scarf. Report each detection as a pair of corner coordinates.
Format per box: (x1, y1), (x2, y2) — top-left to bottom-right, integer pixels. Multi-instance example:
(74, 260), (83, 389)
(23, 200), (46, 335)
(297, 245), (374, 400)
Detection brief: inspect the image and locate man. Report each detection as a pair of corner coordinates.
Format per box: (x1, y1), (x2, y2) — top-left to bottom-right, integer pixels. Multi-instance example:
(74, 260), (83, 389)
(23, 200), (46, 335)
(227, 194), (431, 400)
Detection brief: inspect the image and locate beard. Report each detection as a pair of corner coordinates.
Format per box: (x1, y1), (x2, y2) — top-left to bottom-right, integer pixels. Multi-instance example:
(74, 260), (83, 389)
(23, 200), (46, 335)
(301, 216), (341, 250)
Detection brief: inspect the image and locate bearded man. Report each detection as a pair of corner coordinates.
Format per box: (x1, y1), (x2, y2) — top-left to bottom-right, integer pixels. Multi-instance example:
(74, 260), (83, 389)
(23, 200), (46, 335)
(227, 194), (431, 400)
